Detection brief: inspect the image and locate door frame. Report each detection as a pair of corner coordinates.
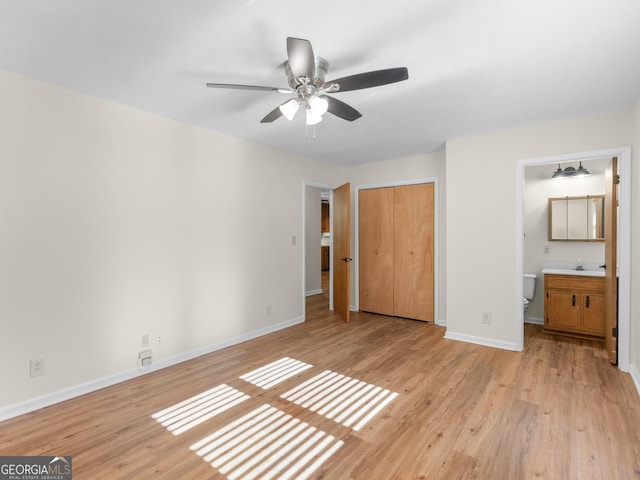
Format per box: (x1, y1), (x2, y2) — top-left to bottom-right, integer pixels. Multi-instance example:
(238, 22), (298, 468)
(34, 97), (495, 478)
(355, 178), (440, 324)
(302, 181), (336, 317)
(515, 146), (631, 371)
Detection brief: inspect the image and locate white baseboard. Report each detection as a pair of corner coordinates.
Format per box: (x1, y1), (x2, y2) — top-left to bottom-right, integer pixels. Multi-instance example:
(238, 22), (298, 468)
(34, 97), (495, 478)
(444, 330), (519, 351)
(0, 316), (304, 422)
(630, 364), (640, 399)
(305, 289), (323, 297)
(435, 318), (447, 327)
(524, 316), (544, 325)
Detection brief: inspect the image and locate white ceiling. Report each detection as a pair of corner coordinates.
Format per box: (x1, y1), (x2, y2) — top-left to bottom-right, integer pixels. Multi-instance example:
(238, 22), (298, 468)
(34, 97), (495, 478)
(1, 0), (639, 166)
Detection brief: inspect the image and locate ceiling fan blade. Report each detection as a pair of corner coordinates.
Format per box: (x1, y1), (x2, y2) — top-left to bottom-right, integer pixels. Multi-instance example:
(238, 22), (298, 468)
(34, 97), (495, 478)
(325, 67), (409, 92)
(206, 83), (294, 93)
(287, 37), (315, 81)
(325, 96), (362, 122)
(260, 104), (285, 123)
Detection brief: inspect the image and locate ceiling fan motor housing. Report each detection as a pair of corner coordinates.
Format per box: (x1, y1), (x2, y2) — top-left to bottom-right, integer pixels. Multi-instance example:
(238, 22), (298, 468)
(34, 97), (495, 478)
(285, 56), (329, 90)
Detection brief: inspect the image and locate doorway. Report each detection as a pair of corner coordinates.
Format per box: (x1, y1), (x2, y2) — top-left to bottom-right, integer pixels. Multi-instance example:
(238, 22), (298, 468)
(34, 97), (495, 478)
(303, 182), (334, 318)
(516, 147), (631, 372)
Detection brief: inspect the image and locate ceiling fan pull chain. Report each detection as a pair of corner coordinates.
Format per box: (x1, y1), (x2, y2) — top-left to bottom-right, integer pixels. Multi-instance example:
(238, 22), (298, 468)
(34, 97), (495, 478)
(305, 124), (316, 141)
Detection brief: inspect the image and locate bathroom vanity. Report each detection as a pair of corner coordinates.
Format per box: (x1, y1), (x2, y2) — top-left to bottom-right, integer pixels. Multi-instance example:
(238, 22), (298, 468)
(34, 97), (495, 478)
(542, 269), (605, 341)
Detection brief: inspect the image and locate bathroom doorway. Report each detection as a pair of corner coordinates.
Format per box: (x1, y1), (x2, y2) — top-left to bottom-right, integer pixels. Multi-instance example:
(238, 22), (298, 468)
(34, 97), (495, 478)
(516, 147), (631, 372)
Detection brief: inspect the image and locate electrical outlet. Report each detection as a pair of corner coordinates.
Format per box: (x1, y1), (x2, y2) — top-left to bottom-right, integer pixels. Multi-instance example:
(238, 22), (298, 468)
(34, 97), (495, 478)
(30, 358), (45, 377)
(141, 334), (149, 348)
(156, 334), (162, 345)
(481, 312), (492, 325)
(139, 349), (152, 368)
(266, 305), (272, 317)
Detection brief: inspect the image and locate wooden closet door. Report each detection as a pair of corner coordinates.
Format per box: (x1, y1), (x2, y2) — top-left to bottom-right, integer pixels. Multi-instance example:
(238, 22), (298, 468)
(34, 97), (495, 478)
(358, 187), (394, 315)
(393, 183), (435, 322)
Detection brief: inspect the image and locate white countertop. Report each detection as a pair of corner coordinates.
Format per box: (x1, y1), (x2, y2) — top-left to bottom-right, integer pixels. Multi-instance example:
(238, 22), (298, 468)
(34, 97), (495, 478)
(541, 268), (604, 277)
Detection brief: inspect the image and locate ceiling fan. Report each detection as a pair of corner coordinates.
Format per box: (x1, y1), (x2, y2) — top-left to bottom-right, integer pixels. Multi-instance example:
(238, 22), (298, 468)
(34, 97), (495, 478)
(206, 37), (409, 125)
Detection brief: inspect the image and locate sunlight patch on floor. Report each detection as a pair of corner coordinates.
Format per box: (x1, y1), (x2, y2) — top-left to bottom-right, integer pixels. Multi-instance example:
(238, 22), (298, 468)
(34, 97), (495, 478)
(281, 370), (399, 431)
(190, 404), (344, 480)
(239, 357), (313, 389)
(153, 358), (397, 478)
(152, 384), (250, 435)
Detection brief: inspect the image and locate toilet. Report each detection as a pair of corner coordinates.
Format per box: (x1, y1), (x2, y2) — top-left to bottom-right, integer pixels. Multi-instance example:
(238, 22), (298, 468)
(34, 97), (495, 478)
(524, 273), (537, 312)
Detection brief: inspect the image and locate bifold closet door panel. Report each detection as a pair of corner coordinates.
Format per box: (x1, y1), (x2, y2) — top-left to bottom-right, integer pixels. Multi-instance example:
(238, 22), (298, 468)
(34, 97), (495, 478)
(358, 187), (394, 315)
(393, 183), (435, 322)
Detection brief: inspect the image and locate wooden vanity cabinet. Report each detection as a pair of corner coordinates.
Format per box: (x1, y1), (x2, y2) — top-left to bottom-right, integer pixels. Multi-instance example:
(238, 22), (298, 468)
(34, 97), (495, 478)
(321, 202), (330, 233)
(321, 246), (329, 271)
(544, 274), (605, 340)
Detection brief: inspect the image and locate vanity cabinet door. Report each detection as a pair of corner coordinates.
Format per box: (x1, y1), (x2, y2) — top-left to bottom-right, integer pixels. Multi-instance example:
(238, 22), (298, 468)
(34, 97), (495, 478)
(581, 292), (605, 336)
(546, 290), (580, 331)
(544, 274), (605, 339)
(321, 246), (330, 271)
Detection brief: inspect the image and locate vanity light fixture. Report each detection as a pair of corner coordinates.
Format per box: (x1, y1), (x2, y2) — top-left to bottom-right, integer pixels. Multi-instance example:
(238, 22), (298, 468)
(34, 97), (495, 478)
(552, 162), (590, 179)
(551, 164), (564, 179)
(573, 162), (590, 177)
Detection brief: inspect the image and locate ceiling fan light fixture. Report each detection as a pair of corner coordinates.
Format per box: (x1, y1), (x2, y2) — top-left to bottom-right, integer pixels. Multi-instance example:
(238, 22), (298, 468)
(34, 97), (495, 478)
(279, 98), (300, 121)
(306, 109), (323, 126)
(307, 94), (328, 116)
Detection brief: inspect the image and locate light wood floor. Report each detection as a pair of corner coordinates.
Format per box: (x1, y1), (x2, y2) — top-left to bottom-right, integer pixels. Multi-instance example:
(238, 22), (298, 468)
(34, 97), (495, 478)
(1, 281), (639, 479)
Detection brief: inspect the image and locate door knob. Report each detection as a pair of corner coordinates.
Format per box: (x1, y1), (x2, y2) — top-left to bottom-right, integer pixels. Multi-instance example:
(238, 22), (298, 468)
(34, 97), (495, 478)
(342, 257), (353, 263)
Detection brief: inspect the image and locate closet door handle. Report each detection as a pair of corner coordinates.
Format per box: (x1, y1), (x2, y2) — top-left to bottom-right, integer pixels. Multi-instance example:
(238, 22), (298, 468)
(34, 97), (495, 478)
(585, 296), (590, 308)
(572, 295), (576, 307)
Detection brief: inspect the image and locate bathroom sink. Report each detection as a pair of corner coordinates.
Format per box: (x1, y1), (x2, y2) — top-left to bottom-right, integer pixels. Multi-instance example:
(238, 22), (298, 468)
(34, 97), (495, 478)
(541, 268), (604, 277)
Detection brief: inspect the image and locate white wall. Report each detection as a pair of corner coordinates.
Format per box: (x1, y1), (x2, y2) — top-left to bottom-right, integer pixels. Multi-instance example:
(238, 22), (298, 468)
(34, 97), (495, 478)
(445, 109), (635, 349)
(523, 161), (606, 321)
(3, 70), (637, 416)
(304, 186), (322, 295)
(0, 71), (338, 413)
(341, 152), (447, 324)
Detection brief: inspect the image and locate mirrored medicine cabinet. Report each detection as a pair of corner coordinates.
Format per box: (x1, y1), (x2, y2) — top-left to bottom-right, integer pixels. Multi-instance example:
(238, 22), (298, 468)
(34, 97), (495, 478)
(548, 195), (605, 241)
